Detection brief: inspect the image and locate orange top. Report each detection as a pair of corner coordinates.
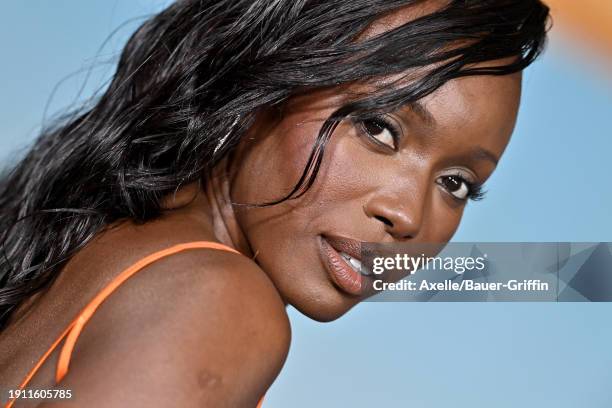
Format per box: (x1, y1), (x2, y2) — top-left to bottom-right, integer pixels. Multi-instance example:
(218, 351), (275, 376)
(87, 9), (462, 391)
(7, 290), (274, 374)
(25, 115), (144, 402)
(4, 241), (265, 408)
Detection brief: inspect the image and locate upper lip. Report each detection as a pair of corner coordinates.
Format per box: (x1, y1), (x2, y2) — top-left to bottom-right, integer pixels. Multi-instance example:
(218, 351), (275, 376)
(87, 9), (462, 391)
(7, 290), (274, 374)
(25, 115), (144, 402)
(321, 234), (363, 261)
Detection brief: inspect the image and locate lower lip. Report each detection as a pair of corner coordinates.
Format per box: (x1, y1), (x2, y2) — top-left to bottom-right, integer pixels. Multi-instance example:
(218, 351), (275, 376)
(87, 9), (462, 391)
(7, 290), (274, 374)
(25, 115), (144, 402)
(320, 236), (363, 296)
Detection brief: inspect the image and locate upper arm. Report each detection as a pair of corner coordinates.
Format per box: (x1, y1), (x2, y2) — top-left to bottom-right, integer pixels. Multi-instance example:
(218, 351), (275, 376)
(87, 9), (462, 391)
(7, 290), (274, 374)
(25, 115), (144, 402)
(41, 250), (290, 408)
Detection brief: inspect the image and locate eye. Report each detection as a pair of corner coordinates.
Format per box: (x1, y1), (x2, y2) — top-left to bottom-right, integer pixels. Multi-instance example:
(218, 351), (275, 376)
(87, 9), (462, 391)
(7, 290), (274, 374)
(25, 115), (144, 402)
(357, 115), (400, 151)
(436, 175), (485, 202)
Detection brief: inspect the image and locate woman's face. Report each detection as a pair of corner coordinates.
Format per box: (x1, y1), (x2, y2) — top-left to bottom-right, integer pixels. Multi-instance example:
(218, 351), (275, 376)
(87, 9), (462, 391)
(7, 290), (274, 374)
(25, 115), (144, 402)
(227, 4), (522, 321)
(228, 68), (521, 321)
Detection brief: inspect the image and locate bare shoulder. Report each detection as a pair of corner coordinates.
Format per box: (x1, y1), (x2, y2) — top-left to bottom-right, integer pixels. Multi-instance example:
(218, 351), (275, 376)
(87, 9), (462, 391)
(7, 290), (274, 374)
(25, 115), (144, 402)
(51, 219), (290, 407)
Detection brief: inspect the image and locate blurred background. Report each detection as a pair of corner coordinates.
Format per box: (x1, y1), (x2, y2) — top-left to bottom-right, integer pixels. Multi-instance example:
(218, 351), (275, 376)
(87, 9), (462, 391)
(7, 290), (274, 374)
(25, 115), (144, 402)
(1, 1), (611, 407)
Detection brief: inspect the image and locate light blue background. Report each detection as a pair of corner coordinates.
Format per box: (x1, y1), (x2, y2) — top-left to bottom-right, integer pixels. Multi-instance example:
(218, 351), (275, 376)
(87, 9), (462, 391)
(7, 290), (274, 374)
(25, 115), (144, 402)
(1, 2), (611, 407)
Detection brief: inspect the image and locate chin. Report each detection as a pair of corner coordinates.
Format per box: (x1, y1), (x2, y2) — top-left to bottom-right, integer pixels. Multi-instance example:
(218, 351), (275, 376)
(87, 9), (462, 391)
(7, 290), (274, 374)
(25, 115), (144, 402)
(296, 303), (355, 323)
(260, 236), (368, 322)
(289, 287), (362, 323)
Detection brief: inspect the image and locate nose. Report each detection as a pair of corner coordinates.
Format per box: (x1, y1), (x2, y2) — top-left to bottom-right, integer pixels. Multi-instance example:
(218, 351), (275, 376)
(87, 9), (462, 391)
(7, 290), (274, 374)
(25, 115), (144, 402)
(363, 193), (425, 240)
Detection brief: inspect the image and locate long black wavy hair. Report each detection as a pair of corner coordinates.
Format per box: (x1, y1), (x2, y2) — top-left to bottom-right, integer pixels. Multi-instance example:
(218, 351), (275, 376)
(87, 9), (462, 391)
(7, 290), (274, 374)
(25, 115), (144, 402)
(0, 0), (549, 328)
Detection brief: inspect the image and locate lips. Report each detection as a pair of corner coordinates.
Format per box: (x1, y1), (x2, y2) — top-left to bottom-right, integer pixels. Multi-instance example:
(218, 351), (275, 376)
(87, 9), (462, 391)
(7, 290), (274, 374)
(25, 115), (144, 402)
(323, 234), (362, 261)
(320, 234), (367, 296)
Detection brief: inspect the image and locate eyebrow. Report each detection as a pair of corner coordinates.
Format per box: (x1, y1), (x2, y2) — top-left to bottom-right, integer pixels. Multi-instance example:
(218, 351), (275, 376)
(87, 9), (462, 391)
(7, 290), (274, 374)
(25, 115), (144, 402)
(408, 100), (436, 126)
(399, 102), (500, 166)
(471, 147), (499, 166)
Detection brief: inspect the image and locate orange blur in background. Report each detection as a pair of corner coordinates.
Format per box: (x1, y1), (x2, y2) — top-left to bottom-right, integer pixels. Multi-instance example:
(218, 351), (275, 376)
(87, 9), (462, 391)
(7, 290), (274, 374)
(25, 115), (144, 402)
(545, 0), (612, 60)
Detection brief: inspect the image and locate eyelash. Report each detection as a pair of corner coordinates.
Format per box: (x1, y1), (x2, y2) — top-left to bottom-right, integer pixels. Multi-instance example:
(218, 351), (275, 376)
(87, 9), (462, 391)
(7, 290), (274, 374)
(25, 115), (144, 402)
(355, 115), (402, 151)
(462, 180), (486, 201)
(437, 175), (487, 202)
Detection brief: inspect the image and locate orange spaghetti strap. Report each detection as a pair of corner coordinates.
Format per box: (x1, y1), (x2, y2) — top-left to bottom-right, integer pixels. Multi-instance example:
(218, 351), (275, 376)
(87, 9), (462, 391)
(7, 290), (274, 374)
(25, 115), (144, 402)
(4, 241), (241, 408)
(55, 241), (240, 382)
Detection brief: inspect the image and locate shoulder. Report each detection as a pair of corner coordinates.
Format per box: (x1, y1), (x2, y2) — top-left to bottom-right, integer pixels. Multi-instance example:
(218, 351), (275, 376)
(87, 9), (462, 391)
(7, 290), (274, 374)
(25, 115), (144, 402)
(56, 221), (290, 407)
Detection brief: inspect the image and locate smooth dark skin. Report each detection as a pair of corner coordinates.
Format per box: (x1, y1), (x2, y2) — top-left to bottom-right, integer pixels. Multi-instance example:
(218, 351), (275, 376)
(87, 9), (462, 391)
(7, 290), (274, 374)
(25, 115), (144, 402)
(0, 2), (521, 407)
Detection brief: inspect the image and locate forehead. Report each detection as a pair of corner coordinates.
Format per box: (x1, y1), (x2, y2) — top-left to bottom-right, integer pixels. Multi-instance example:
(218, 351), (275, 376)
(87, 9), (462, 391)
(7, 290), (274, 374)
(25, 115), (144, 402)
(356, 0), (522, 156)
(413, 69), (522, 156)
(281, 0), (523, 158)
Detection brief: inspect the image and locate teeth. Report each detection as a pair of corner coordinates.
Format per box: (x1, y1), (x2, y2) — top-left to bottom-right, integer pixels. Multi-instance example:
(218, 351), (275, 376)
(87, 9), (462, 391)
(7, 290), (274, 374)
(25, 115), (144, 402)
(339, 252), (371, 276)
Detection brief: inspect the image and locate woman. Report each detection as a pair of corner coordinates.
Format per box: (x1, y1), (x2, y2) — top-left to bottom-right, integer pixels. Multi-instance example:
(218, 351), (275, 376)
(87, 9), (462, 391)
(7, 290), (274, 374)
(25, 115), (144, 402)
(0, 0), (549, 406)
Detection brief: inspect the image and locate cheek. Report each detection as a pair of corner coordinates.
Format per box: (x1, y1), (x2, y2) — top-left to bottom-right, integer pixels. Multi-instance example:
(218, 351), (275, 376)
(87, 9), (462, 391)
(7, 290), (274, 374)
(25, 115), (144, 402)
(427, 189), (465, 242)
(233, 115), (323, 205)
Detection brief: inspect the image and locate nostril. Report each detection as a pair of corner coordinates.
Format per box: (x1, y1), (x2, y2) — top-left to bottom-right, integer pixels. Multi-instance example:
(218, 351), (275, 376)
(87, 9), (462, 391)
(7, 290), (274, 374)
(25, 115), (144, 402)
(374, 215), (393, 227)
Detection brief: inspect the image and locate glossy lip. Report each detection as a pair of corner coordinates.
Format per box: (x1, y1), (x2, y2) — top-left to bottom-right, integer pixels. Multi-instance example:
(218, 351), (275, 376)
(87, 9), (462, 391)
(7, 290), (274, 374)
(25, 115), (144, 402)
(323, 234), (363, 262)
(319, 234), (367, 296)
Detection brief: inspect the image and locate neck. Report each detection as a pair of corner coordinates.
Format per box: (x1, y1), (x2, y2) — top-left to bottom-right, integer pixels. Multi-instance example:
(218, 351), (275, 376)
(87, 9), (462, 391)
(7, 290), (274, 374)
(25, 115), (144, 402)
(204, 160), (254, 258)
(161, 159), (254, 258)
